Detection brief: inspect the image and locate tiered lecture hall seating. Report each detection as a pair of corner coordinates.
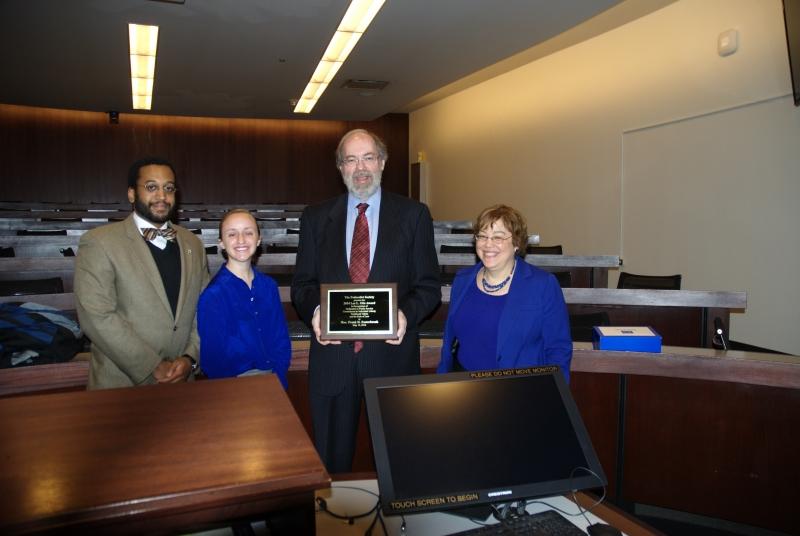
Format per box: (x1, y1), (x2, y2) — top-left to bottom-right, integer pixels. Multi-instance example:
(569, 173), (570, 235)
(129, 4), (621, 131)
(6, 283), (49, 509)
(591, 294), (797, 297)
(7, 202), (744, 349)
(0, 277), (64, 297)
(526, 244), (572, 287)
(617, 270), (682, 290)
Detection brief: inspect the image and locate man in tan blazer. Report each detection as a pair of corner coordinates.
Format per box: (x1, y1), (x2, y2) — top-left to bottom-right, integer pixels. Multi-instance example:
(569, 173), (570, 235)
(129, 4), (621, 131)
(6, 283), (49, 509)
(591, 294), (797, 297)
(75, 157), (209, 389)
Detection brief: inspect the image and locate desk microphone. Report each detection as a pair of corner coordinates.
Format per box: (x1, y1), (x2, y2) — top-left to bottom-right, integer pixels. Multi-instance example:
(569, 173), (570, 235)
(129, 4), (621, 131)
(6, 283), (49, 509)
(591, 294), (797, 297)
(713, 317), (729, 350)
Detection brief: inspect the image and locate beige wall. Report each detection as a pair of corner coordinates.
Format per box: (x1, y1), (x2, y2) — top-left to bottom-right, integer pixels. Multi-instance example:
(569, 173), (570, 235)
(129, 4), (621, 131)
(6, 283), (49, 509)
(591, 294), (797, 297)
(410, 0), (800, 354)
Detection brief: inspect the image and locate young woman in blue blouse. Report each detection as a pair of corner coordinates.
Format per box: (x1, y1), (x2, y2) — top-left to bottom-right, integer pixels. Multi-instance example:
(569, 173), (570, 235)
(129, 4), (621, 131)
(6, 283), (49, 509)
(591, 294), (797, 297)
(437, 205), (572, 382)
(198, 209), (291, 388)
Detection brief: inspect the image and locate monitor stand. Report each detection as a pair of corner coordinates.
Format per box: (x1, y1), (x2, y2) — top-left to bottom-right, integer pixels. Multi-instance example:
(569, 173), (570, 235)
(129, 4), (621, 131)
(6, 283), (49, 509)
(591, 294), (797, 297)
(446, 504), (494, 521)
(447, 501), (531, 522)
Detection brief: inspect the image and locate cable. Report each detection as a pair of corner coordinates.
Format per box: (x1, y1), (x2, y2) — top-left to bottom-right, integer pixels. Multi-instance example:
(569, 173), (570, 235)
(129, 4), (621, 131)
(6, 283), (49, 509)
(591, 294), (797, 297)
(315, 485), (381, 525)
(315, 484), (392, 535)
(364, 501), (387, 536)
(332, 484), (381, 499)
(520, 465), (607, 528)
(570, 465), (607, 527)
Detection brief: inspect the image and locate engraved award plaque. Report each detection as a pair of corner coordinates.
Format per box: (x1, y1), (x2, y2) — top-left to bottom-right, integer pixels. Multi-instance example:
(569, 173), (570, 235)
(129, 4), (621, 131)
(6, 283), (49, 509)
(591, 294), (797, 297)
(320, 283), (398, 340)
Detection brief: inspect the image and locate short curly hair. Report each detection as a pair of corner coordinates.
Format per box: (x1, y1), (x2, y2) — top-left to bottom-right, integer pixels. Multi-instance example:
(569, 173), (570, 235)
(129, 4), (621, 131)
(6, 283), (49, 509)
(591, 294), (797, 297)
(474, 204), (529, 253)
(127, 156), (176, 189)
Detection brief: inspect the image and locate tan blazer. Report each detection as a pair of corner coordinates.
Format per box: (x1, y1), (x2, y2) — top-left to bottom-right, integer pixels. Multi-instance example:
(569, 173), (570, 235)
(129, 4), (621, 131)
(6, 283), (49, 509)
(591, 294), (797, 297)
(74, 214), (209, 389)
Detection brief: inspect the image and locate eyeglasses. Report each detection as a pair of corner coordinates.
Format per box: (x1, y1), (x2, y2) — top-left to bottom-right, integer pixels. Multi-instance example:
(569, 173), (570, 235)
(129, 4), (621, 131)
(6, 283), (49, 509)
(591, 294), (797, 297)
(140, 183), (177, 194)
(474, 234), (513, 245)
(341, 153), (380, 167)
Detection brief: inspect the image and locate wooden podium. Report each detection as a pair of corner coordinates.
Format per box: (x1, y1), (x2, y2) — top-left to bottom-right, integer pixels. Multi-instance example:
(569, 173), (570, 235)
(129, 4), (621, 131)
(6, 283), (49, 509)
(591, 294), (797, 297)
(0, 375), (330, 534)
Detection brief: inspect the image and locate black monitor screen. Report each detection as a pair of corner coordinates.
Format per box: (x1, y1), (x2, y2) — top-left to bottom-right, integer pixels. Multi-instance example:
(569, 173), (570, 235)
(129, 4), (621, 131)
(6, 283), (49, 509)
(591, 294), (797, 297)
(364, 367), (606, 515)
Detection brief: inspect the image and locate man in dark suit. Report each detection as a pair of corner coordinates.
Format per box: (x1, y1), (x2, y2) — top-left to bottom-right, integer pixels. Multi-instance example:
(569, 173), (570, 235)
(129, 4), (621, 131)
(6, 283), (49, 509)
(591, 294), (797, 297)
(292, 129), (441, 473)
(74, 157), (208, 389)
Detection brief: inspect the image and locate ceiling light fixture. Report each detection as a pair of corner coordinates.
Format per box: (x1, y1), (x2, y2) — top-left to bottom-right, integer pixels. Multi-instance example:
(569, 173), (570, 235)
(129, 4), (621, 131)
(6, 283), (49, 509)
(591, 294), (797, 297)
(128, 23), (159, 110)
(293, 0), (385, 114)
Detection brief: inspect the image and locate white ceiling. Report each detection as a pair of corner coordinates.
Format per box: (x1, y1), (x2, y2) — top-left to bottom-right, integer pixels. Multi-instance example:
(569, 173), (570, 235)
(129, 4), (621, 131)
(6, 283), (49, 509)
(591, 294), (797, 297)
(0, 0), (668, 121)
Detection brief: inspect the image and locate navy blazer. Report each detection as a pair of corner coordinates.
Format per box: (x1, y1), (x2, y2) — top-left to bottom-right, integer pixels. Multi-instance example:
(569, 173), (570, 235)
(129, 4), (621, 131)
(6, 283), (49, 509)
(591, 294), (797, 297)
(438, 259), (573, 382)
(291, 190), (441, 395)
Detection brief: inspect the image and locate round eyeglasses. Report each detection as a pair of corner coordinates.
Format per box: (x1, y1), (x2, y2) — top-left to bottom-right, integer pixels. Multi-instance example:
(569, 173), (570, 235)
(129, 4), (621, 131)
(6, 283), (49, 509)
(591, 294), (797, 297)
(140, 183), (177, 194)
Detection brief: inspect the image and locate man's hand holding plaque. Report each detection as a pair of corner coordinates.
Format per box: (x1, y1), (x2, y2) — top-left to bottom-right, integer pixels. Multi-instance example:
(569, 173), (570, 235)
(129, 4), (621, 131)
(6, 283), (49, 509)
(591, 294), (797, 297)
(318, 283), (399, 344)
(385, 310), (407, 345)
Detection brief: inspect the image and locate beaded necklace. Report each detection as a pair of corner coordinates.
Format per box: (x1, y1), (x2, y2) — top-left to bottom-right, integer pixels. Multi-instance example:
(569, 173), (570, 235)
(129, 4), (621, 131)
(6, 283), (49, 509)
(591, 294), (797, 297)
(481, 259), (516, 293)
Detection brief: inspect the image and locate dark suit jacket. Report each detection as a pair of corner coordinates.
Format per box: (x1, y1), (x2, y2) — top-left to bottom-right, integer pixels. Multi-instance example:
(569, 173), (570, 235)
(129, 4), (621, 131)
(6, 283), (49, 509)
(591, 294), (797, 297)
(437, 259), (573, 381)
(291, 191), (441, 395)
(74, 214), (209, 389)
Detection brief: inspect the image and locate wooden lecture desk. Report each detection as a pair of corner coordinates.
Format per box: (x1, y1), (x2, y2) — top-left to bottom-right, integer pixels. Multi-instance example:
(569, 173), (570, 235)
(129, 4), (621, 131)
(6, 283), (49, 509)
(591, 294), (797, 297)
(0, 375), (330, 535)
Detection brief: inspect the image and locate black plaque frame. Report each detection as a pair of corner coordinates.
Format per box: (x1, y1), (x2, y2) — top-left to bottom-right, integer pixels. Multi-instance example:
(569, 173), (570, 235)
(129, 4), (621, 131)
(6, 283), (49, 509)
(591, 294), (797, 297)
(320, 283), (398, 340)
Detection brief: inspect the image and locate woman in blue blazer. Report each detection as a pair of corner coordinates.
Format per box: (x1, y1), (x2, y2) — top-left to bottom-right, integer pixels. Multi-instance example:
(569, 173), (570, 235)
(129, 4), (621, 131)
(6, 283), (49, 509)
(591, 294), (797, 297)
(437, 205), (572, 382)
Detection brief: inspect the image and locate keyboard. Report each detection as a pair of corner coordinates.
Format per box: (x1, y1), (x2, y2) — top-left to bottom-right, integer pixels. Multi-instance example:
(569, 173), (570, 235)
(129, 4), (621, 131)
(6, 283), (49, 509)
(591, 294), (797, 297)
(446, 510), (586, 535)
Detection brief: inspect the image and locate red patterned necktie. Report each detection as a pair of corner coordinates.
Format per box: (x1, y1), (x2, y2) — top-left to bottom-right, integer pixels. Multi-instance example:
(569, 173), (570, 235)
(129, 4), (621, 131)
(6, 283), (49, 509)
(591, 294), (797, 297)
(349, 203), (370, 353)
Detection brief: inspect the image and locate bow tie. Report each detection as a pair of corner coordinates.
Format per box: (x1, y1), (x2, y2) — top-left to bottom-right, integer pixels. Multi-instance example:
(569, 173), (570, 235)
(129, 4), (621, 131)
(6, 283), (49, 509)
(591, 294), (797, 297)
(141, 227), (177, 242)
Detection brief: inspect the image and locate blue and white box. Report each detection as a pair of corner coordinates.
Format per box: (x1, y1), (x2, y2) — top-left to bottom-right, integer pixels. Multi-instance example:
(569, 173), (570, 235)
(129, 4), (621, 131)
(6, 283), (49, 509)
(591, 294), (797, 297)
(592, 326), (662, 353)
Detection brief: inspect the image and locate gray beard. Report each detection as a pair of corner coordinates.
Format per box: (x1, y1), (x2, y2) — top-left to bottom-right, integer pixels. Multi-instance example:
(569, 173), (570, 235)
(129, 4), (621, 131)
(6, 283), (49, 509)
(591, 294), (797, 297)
(345, 173), (381, 200)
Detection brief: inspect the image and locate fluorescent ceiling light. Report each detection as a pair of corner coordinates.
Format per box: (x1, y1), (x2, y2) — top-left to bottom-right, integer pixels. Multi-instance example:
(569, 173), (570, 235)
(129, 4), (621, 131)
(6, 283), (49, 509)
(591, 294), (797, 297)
(293, 0), (385, 114)
(132, 95), (153, 110)
(128, 23), (159, 110)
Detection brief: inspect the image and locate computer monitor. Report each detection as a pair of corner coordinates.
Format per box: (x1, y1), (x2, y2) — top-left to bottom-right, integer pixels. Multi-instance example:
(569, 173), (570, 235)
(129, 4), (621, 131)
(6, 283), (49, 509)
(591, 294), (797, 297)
(364, 366), (606, 516)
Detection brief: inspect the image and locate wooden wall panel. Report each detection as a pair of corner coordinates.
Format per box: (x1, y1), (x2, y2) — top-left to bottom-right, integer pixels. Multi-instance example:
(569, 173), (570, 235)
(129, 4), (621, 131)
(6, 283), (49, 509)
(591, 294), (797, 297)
(0, 104), (409, 204)
(622, 376), (800, 533)
(570, 371), (620, 497)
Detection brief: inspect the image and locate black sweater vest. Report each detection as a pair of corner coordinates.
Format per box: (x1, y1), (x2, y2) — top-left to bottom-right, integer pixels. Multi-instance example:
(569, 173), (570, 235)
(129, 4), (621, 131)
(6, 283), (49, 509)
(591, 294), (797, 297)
(145, 240), (181, 317)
